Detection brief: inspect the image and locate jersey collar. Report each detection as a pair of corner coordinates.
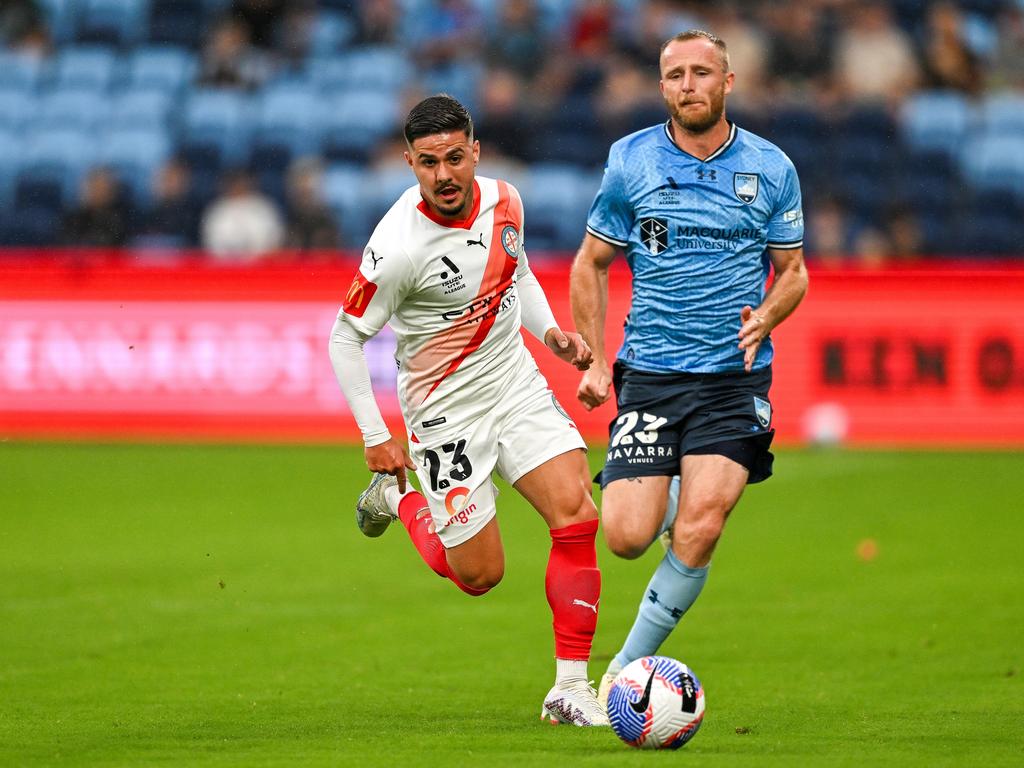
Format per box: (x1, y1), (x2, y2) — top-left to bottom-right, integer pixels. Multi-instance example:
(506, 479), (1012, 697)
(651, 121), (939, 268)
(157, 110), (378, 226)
(416, 180), (482, 229)
(662, 120), (737, 163)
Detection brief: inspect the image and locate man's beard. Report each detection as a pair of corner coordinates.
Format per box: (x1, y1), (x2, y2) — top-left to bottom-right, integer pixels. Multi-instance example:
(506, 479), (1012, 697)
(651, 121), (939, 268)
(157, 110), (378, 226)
(667, 92), (725, 134)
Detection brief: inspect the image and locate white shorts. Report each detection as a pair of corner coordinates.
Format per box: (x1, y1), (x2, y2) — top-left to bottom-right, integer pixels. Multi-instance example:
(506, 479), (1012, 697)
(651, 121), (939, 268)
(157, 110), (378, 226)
(408, 376), (585, 548)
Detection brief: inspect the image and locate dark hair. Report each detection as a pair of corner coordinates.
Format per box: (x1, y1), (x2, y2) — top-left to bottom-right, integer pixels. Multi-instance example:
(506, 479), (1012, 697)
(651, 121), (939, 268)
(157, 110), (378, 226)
(403, 94), (474, 144)
(660, 29), (730, 73)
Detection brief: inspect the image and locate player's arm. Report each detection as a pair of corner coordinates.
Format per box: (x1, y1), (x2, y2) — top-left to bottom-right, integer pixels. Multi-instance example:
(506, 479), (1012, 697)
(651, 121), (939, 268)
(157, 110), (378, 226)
(737, 245), (809, 372)
(516, 259), (592, 371)
(329, 245), (417, 490)
(570, 233), (619, 410)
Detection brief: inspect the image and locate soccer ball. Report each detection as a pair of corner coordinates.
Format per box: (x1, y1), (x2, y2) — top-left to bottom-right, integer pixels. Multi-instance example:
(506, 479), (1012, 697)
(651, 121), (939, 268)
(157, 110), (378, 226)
(607, 656), (705, 749)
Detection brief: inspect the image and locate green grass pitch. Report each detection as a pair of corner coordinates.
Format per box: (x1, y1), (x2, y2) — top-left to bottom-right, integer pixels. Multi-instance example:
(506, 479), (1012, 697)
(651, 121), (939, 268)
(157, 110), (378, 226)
(1, 443), (1022, 767)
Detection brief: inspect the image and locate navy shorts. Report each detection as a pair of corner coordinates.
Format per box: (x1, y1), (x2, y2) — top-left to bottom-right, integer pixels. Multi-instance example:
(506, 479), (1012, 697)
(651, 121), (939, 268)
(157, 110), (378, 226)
(599, 362), (775, 487)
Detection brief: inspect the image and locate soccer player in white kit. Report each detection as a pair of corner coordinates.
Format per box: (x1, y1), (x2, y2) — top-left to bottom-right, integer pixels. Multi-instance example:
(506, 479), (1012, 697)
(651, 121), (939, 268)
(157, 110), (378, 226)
(328, 95), (608, 726)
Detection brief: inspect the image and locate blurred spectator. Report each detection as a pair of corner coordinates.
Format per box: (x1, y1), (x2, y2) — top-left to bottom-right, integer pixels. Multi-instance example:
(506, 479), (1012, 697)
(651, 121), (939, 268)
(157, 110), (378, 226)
(851, 224), (892, 267)
(0, 0), (42, 44)
(918, 2), (983, 96)
(353, 0), (401, 46)
(765, 1), (833, 98)
(704, 3), (766, 110)
(570, 0), (614, 60)
(988, 4), (1024, 89)
(201, 169), (284, 260)
(134, 160), (199, 249)
(595, 53), (664, 143)
(485, 0), (546, 79)
(806, 197), (853, 264)
(884, 205), (924, 259)
(834, 0), (919, 105)
(61, 168), (129, 248)
(197, 17), (274, 90)
(230, 0), (287, 49)
(475, 68), (533, 162)
(411, 0), (482, 69)
(284, 158), (340, 252)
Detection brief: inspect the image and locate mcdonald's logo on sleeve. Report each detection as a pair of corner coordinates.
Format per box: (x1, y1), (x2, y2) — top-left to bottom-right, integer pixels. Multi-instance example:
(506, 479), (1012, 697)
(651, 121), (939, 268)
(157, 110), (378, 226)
(342, 270), (378, 318)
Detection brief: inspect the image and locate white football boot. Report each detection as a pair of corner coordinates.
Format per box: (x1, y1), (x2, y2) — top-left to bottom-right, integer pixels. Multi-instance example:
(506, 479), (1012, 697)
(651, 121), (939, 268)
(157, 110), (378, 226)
(355, 472), (398, 537)
(597, 671), (617, 713)
(540, 680), (609, 726)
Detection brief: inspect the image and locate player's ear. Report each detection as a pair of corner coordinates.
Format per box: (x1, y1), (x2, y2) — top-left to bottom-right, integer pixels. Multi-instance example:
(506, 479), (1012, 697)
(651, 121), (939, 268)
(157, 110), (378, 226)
(471, 139), (480, 165)
(724, 71), (735, 95)
(404, 150), (413, 168)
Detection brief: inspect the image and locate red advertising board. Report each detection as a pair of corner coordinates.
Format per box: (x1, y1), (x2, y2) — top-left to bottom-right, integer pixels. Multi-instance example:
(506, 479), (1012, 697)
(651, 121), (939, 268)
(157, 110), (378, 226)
(1, 255), (1023, 446)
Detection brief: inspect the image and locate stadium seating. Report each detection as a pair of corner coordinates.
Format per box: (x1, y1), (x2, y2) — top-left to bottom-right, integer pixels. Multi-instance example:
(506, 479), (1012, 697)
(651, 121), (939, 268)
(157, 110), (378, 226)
(125, 46), (196, 92)
(900, 92), (973, 159)
(0, 1), (1020, 253)
(52, 46), (120, 91)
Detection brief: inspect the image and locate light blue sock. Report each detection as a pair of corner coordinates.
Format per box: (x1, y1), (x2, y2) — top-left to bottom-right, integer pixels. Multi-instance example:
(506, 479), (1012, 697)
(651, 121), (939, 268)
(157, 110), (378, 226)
(613, 549), (709, 669)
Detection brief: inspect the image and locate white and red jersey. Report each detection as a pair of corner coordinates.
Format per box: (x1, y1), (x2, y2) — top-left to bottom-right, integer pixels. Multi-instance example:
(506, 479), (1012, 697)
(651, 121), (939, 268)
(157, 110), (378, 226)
(338, 176), (549, 435)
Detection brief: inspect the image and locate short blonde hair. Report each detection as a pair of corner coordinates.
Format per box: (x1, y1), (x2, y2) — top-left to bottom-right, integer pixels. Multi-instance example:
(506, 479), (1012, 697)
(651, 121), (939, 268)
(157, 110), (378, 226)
(660, 30), (730, 73)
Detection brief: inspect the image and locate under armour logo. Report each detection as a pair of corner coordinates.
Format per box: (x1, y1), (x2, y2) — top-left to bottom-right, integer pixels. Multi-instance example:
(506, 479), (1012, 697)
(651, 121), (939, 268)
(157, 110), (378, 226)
(647, 589), (684, 618)
(696, 168), (717, 181)
(466, 233), (485, 249)
(572, 598), (599, 614)
(369, 249), (382, 270)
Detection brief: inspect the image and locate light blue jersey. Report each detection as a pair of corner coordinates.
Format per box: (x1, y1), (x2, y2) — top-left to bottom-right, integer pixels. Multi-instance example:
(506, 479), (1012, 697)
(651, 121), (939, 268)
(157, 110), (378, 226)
(586, 121), (804, 373)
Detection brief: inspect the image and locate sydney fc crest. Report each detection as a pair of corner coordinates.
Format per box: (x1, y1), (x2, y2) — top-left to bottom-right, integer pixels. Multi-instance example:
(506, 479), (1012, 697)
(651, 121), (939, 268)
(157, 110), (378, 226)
(639, 217), (669, 254)
(733, 173), (759, 204)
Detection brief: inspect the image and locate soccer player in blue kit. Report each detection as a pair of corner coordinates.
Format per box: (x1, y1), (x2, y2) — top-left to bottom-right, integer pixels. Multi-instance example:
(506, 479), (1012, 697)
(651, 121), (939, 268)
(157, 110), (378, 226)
(569, 30), (810, 705)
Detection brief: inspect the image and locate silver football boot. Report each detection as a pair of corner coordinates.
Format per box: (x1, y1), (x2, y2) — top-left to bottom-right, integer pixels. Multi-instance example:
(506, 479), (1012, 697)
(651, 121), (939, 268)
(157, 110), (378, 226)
(355, 472), (398, 537)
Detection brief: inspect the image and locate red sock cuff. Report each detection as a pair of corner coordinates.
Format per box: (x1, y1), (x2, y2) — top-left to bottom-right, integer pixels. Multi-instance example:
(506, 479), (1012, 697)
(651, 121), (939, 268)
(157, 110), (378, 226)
(397, 490), (429, 527)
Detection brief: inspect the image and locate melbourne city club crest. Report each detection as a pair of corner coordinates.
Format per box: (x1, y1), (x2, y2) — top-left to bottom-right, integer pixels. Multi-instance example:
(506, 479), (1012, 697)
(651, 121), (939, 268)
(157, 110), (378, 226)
(639, 217), (669, 254)
(734, 173), (759, 204)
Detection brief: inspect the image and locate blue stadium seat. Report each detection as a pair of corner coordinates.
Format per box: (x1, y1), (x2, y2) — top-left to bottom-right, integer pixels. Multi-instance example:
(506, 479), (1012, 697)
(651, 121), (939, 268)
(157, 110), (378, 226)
(110, 89), (174, 130)
(99, 128), (172, 202)
(126, 46), (196, 92)
(77, 0), (150, 46)
(254, 86), (320, 153)
(422, 62), (482, 115)
(309, 46), (412, 93)
(0, 53), (45, 91)
(0, 130), (25, 207)
(959, 135), (1024, 198)
(36, 0), (77, 44)
(893, 151), (960, 216)
(0, 90), (37, 130)
(52, 46), (120, 91)
(979, 92), (1024, 139)
(955, 193), (1024, 255)
(322, 164), (369, 246)
(16, 130), (97, 220)
(319, 90), (401, 162)
(36, 88), (111, 131)
(309, 11), (356, 56)
(182, 89), (253, 166)
(900, 92), (973, 158)
(521, 164), (596, 250)
(148, 0), (205, 48)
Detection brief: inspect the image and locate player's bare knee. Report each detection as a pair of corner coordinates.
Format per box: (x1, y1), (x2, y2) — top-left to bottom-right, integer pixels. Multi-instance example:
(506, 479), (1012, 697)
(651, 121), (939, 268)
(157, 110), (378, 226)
(461, 566), (504, 592)
(603, 526), (649, 560)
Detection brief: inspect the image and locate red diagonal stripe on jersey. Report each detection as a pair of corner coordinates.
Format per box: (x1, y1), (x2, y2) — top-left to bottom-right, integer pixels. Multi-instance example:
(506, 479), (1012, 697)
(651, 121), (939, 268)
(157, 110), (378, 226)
(419, 180), (522, 403)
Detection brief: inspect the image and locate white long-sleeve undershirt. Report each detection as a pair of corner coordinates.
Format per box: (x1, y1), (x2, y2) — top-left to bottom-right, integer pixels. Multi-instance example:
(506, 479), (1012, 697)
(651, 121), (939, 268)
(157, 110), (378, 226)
(515, 265), (559, 343)
(328, 316), (391, 447)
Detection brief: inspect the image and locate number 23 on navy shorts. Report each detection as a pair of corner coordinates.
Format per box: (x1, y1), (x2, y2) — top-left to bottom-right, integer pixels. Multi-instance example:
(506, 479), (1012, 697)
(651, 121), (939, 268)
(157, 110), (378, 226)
(600, 363), (775, 486)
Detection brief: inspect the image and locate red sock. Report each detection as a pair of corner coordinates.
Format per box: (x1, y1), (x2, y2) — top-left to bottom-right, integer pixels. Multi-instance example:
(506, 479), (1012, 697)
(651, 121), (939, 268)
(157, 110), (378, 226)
(546, 518), (601, 660)
(397, 492), (489, 597)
